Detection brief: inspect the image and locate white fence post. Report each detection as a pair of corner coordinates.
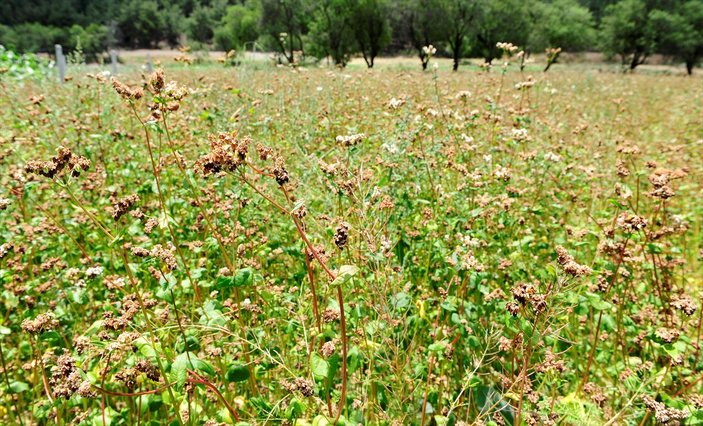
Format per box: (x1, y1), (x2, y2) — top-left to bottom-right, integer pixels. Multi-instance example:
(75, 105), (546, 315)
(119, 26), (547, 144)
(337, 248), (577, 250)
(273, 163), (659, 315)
(55, 44), (66, 83)
(146, 53), (153, 73)
(110, 50), (118, 75)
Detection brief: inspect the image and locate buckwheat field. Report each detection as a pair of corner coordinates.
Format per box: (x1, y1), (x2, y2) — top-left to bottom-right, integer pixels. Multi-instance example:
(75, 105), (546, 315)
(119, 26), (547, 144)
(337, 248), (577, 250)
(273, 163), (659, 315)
(1, 64), (702, 425)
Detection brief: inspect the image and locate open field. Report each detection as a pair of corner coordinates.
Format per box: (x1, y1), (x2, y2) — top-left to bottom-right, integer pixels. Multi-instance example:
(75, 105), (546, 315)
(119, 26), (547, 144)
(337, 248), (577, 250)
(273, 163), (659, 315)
(0, 65), (702, 425)
(102, 50), (699, 76)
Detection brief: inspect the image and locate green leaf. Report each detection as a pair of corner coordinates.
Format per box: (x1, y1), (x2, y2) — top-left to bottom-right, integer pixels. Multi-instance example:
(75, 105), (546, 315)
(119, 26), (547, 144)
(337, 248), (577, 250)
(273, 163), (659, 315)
(134, 337), (157, 358)
(170, 354), (189, 388)
(226, 364), (250, 383)
(8, 381), (29, 394)
(171, 352), (214, 389)
(390, 292), (411, 310)
(585, 292), (612, 311)
(286, 397), (306, 420)
(428, 340), (448, 354)
(310, 352), (329, 380)
(441, 298), (457, 312)
(234, 268), (254, 287)
(39, 330), (62, 344)
(193, 357), (215, 376)
(330, 265), (359, 287)
(215, 268), (254, 289)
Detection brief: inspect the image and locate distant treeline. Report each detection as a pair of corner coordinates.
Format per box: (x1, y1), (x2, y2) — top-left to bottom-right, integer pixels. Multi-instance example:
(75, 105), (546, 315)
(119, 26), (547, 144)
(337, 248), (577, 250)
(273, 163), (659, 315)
(0, 0), (701, 73)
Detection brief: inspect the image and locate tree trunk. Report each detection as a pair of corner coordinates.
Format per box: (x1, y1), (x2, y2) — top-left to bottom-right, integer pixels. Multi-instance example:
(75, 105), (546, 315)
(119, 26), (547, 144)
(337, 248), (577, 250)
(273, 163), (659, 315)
(369, 46), (378, 69)
(629, 52), (640, 71)
(686, 61), (694, 75)
(362, 51), (372, 68)
(288, 29), (294, 63)
(419, 51), (427, 70)
(452, 37), (462, 71)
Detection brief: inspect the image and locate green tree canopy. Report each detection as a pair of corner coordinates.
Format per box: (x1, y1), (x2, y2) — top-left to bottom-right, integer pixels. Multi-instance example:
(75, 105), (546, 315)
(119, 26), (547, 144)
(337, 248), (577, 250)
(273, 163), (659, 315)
(530, 0), (596, 52)
(349, 0), (392, 68)
(472, 0), (532, 63)
(214, 3), (262, 51)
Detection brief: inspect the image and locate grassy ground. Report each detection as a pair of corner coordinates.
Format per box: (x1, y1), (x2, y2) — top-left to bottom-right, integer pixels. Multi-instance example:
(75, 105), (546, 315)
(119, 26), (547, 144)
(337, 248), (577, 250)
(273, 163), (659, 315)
(0, 62), (702, 425)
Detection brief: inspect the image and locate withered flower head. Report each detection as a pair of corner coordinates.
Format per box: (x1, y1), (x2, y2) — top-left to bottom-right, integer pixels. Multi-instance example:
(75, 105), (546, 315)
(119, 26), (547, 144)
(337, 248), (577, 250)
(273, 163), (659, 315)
(333, 222), (350, 250)
(671, 294), (697, 316)
(655, 327), (680, 344)
(506, 301), (520, 316)
(336, 133), (365, 147)
(272, 157), (289, 186)
(112, 78), (143, 100)
(556, 246), (592, 277)
(21, 312), (59, 334)
(149, 69), (165, 93)
(615, 213), (648, 233)
(112, 194), (140, 221)
(511, 282), (534, 305)
(50, 352), (89, 399)
(25, 146), (90, 179)
(195, 132), (250, 176)
(642, 395), (689, 424)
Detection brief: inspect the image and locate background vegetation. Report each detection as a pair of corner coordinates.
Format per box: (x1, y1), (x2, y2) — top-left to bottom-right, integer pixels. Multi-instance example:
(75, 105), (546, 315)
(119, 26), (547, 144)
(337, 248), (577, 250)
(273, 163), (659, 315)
(0, 0), (702, 73)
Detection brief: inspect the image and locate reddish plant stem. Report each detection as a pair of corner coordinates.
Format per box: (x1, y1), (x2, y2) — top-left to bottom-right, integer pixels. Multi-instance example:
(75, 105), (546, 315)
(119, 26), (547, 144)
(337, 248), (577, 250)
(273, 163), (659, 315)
(240, 164), (349, 422)
(333, 285), (348, 424)
(129, 103), (200, 302)
(187, 370), (240, 422)
(515, 313), (539, 426)
(94, 383), (171, 397)
(579, 236), (630, 391)
(303, 247), (322, 334)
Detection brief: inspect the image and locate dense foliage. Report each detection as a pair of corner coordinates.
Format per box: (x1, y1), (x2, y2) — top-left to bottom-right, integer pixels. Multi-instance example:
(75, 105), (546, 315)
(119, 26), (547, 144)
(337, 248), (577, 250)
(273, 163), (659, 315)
(0, 54), (702, 424)
(0, 0), (702, 72)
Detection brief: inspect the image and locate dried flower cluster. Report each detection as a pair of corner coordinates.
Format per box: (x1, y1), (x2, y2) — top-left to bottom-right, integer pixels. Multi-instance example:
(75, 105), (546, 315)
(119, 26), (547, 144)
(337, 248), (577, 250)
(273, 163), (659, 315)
(556, 246), (593, 277)
(25, 146), (90, 179)
(196, 132), (251, 176)
(21, 312), (59, 334)
(112, 78), (144, 100)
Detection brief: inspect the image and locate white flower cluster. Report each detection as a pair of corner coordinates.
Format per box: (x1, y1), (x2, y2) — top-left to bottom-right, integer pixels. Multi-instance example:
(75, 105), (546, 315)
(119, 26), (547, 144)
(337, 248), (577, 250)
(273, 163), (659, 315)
(496, 42), (519, 54)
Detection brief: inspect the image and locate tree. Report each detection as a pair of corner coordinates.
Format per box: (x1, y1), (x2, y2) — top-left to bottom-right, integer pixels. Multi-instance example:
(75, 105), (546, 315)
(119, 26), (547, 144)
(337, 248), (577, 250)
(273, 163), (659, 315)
(472, 0), (532, 63)
(530, 0), (595, 51)
(69, 24), (108, 60)
(579, 0), (619, 23)
(649, 1), (703, 75)
(530, 0), (595, 71)
(676, 0), (703, 74)
(260, 0), (310, 63)
(309, 0), (357, 67)
(599, 0), (655, 70)
(1, 23), (68, 52)
(443, 0), (477, 71)
(214, 3), (261, 51)
(162, 3), (184, 48)
(187, 6), (216, 44)
(117, 0), (164, 48)
(404, 0), (450, 70)
(349, 0), (391, 68)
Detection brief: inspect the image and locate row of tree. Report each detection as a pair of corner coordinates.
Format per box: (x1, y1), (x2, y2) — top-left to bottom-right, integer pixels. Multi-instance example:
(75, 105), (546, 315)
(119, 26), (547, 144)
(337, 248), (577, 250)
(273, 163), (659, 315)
(0, 0), (702, 73)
